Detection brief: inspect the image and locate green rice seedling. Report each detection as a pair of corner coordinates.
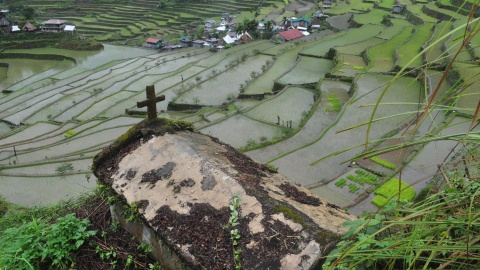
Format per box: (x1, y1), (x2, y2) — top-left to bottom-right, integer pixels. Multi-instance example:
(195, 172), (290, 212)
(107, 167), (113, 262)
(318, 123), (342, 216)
(335, 178), (347, 187)
(370, 156), (397, 170)
(374, 178), (416, 203)
(348, 183), (359, 193)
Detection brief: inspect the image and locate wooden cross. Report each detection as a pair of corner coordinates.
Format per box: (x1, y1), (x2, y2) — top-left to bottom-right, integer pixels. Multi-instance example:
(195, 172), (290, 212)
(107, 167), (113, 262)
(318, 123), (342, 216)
(137, 85), (165, 120)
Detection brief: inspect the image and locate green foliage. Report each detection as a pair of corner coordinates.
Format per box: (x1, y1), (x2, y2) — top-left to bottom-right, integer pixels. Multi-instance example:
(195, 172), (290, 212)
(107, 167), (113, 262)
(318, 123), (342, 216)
(227, 195), (242, 269)
(372, 178), (416, 206)
(0, 214), (96, 269)
(122, 201), (141, 223)
(370, 156), (397, 170)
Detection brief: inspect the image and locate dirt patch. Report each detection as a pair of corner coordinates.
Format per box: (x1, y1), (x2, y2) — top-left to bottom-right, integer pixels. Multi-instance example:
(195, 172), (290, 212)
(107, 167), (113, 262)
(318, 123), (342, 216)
(278, 183), (322, 206)
(150, 201), (309, 270)
(72, 195), (157, 269)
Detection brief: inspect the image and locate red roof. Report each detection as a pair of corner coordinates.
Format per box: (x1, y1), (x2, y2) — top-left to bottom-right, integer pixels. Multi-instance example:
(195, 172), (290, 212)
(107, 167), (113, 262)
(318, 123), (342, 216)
(278, 28), (304, 41)
(146, 38), (161, 44)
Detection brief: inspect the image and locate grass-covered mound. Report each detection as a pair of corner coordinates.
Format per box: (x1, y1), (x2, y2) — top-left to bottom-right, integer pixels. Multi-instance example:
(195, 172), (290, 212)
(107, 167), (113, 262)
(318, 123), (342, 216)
(0, 33), (103, 51)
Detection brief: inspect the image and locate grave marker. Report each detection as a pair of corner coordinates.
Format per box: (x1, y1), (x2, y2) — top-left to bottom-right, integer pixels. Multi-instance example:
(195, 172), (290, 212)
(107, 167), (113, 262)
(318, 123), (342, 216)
(137, 85), (165, 120)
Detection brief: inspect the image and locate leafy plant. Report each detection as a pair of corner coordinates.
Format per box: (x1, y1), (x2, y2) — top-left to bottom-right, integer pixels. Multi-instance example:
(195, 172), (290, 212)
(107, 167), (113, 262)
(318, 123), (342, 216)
(122, 201), (141, 223)
(0, 214), (96, 269)
(227, 195), (242, 269)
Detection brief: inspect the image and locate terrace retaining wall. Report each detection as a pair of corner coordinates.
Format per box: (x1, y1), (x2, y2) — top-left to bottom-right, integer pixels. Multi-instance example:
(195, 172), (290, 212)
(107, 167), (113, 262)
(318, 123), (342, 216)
(421, 5), (454, 21)
(0, 53), (77, 64)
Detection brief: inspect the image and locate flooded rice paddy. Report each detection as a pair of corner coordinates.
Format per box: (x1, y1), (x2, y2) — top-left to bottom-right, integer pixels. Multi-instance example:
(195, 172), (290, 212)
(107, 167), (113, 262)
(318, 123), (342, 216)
(0, 23), (476, 214)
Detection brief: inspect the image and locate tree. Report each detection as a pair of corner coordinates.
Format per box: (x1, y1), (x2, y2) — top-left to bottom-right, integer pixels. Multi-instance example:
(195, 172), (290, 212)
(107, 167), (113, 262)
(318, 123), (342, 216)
(263, 21), (273, 39)
(23, 6), (35, 20)
(196, 25), (205, 39)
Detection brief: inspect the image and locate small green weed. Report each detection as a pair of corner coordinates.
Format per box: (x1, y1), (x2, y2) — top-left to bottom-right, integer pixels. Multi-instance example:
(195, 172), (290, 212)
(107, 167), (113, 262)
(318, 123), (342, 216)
(56, 162), (74, 174)
(64, 129), (77, 138)
(227, 195), (242, 269)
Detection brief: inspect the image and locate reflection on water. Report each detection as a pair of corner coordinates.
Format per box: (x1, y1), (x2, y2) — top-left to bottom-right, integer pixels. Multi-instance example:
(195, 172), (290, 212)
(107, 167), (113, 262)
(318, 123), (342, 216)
(0, 44), (156, 91)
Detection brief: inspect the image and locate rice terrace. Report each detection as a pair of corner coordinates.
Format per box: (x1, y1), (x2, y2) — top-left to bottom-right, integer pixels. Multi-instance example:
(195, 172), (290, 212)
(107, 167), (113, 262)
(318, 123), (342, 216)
(0, 0), (480, 269)
(0, 0), (480, 267)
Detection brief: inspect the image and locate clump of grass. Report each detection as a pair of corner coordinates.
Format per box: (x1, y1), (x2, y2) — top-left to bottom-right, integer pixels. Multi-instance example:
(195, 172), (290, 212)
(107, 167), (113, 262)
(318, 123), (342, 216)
(323, 178), (480, 269)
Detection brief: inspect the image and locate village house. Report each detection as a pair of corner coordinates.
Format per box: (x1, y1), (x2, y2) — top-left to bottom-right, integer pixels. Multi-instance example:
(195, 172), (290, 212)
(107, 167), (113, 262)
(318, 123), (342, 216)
(145, 38), (162, 49)
(22, 22), (37, 32)
(311, 10), (329, 29)
(0, 17), (9, 30)
(41, 19), (67, 32)
(275, 28), (304, 42)
(0, 9), (8, 18)
(192, 39), (205, 48)
(392, 4), (404, 14)
(222, 34), (236, 45)
(204, 20), (215, 29)
(237, 31), (253, 44)
(228, 22), (237, 31)
(291, 17), (311, 28)
(179, 35), (192, 47)
(11, 25), (20, 33)
(64, 25), (76, 35)
(204, 38), (219, 47)
(323, 0), (332, 9)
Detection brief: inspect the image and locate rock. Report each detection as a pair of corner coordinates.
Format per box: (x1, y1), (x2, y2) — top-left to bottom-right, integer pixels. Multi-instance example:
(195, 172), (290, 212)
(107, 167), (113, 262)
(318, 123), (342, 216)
(93, 119), (355, 270)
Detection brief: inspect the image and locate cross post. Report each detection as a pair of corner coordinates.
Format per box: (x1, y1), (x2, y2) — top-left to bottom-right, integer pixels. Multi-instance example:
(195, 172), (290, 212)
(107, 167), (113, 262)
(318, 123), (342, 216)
(137, 85), (165, 120)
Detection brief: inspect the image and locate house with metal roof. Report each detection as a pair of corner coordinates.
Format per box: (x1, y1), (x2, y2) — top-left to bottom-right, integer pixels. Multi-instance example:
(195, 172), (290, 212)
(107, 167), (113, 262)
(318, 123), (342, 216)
(145, 38), (162, 49)
(41, 19), (67, 32)
(276, 28), (304, 42)
(291, 17), (311, 28)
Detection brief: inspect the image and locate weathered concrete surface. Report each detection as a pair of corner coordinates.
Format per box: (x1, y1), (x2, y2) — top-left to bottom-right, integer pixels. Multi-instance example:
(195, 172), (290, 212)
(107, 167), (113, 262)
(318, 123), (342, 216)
(93, 119), (355, 270)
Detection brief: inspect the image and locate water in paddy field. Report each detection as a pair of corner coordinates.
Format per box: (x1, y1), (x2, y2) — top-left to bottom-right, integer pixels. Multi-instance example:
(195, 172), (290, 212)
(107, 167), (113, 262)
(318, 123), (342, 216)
(0, 44), (157, 92)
